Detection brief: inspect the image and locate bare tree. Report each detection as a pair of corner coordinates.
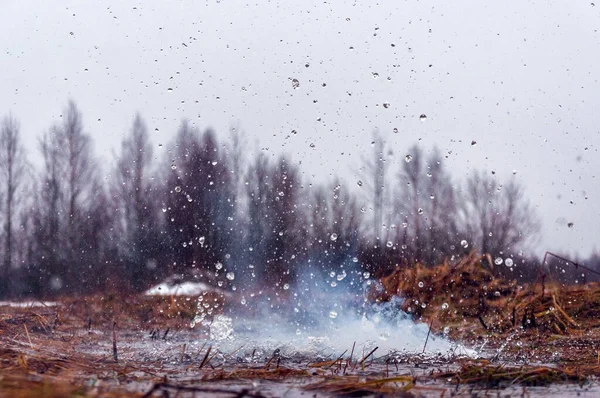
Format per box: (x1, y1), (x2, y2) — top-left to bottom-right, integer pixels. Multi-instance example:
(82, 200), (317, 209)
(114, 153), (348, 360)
(113, 113), (157, 290)
(32, 101), (102, 294)
(395, 145), (459, 264)
(307, 178), (361, 274)
(0, 114), (27, 296)
(245, 153), (305, 288)
(459, 171), (540, 257)
(162, 122), (234, 274)
(359, 130), (388, 244)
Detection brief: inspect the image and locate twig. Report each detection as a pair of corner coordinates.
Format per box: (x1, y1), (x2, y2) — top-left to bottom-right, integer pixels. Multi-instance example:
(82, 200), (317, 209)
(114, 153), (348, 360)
(199, 345), (212, 369)
(112, 321), (118, 362)
(359, 347), (378, 369)
(422, 318), (434, 353)
(325, 349), (348, 370)
(344, 341), (355, 375)
(180, 343), (186, 362)
(24, 324), (33, 349)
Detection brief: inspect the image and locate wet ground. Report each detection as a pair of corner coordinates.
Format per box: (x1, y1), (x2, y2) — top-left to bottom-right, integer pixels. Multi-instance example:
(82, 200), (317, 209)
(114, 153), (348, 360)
(2, 297), (600, 397)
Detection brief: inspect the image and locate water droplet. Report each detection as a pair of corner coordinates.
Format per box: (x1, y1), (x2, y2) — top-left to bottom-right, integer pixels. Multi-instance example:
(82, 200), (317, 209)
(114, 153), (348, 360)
(405, 154), (413, 163)
(329, 310), (338, 319)
(174, 186), (182, 193)
(471, 140), (477, 146)
(336, 271), (347, 281)
(330, 233), (338, 241)
(393, 127), (398, 134)
(418, 281), (424, 288)
(215, 262), (223, 270)
(363, 272), (370, 279)
(419, 114), (427, 121)
(360, 207), (366, 213)
(241, 297), (247, 305)
(171, 164), (177, 170)
(167, 87), (173, 92)
(383, 102), (390, 109)
(441, 303), (449, 310)
(568, 222), (574, 228)
(429, 195), (435, 200)
(226, 272), (235, 280)
(461, 240), (468, 248)
(494, 257), (503, 265)
(421, 303), (427, 308)
(296, 328), (302, 335)
(330, 281), (337, 287)
(357, 180), (363, 187)
(291, 78), (300, 89)
(199, 236), (205, 246)
(417, 208), (424, 215)
(161, 207), (167, 213)
(386, 241), (393, 248)
(372, 72), (379, 79)
(505, 258), (514, 267)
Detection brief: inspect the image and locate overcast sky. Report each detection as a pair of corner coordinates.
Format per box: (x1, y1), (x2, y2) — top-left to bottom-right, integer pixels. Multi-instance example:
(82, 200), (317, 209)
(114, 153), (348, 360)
(2, 0), (600, 257)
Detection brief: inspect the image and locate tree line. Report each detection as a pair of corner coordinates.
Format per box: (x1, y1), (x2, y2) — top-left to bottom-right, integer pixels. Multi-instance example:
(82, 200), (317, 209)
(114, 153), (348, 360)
(0, 100), (575, 298)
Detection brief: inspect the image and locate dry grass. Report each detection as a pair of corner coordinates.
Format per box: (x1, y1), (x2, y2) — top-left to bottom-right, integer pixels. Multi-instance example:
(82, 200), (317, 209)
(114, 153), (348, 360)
(3, 257), (600, 396)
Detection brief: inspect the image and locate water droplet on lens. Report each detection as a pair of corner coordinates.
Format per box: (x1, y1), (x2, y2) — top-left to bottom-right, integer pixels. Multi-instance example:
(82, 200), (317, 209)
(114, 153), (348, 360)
(283, 283), (290, 290)
(226, 272), (235, 280)
(461, 240), (468, 248)
(215, 262), (223, 270)
(419, 114), (427, 121)
(330, 233), (338, 241)
(329, 311), (338, 319)
(291, 78), (300, 89)
(174, 186), (182, 192)
(405, 155), (413, 163)
(505, 258), (514, 267)
(441, 303), (449, 310)
(417, 208), (424, 215)
(357, 180), (363, 187)
(418, 281), (424, 288)
(494, 257), (503, 265)
(386, 241), (393, 248)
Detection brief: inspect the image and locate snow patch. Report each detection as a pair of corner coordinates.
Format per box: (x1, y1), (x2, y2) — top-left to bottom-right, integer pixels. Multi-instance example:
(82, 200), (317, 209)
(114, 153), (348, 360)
(144, 280), (227, 297)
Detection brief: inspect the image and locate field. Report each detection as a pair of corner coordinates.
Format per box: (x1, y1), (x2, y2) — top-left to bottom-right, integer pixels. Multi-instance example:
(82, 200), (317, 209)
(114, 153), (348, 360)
(2, 254), (600, 397)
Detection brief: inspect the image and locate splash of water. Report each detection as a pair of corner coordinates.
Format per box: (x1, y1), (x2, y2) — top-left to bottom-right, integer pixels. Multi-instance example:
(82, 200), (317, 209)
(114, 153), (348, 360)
(195, 264), (473, 359)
